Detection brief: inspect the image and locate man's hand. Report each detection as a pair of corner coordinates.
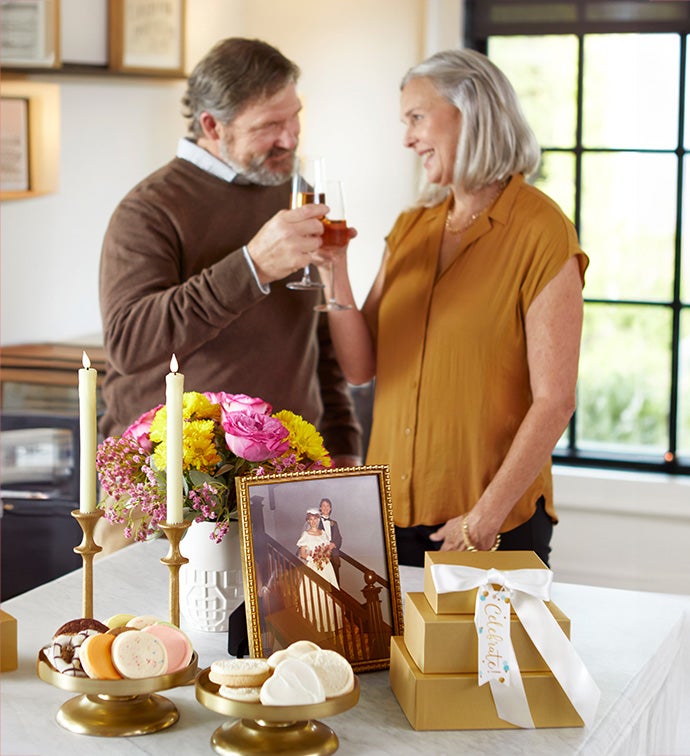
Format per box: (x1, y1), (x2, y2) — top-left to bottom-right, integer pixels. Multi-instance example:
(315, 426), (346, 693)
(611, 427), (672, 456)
(245, 204), (328, 284)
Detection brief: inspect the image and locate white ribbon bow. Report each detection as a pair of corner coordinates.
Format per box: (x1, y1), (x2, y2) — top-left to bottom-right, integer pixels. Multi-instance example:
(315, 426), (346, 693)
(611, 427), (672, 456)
(430, 564), (601, 729)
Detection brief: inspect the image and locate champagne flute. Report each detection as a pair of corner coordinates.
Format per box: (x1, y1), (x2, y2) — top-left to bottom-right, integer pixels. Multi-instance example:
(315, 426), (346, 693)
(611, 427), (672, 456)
(286, 156), (325, 291)
(314, 179), (352, 312)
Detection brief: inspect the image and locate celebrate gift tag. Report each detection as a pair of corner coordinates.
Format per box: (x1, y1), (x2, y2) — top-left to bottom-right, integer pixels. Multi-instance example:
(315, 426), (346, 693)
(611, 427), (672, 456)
(475, 586), (512, 686)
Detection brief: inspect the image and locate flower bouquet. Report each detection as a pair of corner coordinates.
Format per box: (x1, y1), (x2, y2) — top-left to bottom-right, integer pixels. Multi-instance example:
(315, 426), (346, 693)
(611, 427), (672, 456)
(310, 542), (336, 571)
(97, 391), (332, 543)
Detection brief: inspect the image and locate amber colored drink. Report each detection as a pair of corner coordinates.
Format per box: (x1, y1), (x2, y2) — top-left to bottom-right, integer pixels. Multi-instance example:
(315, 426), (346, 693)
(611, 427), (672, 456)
(322, 218), (348, 246)
(292, 191), (325, 207)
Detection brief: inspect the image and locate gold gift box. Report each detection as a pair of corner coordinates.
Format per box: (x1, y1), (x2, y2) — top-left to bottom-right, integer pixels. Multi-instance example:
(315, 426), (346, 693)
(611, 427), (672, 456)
(404, 591), (570, 674)
(424, 550), (548, 615)
(390, 636), (583, 730)
(0, 609), (18, 672)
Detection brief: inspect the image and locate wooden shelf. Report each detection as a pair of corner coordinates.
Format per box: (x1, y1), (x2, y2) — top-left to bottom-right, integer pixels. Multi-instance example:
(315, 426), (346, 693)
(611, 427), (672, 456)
(1, 64), (186, 80)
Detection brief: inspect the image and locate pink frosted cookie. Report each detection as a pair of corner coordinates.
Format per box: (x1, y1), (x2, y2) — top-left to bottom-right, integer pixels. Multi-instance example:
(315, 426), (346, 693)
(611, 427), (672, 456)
(111, 630), (168, 678)
(141, 624), (193, 674)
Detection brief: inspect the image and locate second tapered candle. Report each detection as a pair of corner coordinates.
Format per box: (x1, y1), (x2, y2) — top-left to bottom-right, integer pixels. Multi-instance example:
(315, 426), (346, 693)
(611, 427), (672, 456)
(166, 354), (184, 524)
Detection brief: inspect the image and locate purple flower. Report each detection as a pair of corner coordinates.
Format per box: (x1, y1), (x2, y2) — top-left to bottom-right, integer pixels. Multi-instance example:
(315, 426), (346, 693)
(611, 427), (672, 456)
(222, 410), (290, 462)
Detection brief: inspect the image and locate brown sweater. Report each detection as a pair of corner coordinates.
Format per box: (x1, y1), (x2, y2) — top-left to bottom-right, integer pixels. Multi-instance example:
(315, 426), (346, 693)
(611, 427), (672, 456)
(99, 157), (360, 458)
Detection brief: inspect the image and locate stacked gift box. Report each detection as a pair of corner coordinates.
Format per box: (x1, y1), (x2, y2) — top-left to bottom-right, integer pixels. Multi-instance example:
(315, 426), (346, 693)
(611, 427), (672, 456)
(389, 551), (586, 730)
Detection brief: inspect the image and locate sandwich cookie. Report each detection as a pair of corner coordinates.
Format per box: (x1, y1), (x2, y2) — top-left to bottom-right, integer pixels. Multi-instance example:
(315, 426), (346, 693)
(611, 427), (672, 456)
(209, 658), (272, 688)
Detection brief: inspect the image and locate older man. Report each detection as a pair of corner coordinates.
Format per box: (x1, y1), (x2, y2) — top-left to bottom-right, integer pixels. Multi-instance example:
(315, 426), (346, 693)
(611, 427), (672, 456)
(99, 38), (361, 466)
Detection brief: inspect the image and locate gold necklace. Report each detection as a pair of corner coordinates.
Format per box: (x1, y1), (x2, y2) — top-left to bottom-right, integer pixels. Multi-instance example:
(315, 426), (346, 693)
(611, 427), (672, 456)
(445, 179), (508, 235)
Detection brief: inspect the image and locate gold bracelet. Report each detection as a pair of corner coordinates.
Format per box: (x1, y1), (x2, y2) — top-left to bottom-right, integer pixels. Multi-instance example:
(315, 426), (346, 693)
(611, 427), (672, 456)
(462, 516), (501, 552)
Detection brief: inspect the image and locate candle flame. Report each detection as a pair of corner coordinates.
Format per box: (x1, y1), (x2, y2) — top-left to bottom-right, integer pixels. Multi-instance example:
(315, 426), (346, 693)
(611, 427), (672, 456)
(170, 353), (179, 373)
(82, 351), (91, 369)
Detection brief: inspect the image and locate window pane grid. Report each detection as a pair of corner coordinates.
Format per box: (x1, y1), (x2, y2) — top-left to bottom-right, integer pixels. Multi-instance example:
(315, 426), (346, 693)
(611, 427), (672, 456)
(471, 10), (689, 475)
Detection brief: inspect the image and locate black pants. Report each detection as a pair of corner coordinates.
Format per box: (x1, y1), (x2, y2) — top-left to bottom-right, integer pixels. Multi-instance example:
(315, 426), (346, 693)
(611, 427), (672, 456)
(394, 496), (553, 568)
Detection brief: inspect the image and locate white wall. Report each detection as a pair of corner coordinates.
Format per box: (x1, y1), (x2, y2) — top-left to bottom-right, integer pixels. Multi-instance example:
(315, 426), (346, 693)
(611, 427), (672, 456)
(552, 467), (690, 595)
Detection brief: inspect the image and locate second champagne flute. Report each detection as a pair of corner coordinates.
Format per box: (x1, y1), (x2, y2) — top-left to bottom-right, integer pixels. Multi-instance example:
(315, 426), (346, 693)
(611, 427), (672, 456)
(315, 179), (352, 312)
(286, 156), (325, 291)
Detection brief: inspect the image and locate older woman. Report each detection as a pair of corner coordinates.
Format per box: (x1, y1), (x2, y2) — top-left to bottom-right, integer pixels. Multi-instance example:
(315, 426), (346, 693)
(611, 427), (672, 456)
(318, 49), (588, 567)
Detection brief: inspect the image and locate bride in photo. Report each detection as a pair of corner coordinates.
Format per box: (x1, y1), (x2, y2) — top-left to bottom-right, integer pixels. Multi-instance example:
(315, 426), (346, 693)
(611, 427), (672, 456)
(297, 508), (342, 632)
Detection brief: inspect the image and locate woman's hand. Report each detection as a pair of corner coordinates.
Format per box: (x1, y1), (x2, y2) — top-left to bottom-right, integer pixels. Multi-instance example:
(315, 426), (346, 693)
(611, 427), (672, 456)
(429, 513), (500, 552)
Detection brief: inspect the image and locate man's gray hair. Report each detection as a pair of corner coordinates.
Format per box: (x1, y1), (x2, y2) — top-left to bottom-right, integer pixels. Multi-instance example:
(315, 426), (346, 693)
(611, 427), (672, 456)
(182, 37), (300, 138)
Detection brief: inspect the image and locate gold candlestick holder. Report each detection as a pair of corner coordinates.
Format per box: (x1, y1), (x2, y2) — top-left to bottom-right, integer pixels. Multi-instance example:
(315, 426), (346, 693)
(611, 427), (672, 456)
(158, 520), (191, 626)
(71, 509), (103, 618)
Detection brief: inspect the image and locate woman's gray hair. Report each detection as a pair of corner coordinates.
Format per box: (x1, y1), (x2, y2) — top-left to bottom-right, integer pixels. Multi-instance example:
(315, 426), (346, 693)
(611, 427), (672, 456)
(402, 48), (540, 203)
(182, 38), (300, 138)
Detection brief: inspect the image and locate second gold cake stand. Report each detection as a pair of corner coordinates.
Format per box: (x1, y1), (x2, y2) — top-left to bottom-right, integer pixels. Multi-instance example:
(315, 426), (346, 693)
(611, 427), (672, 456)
(196, 668), (360, 755)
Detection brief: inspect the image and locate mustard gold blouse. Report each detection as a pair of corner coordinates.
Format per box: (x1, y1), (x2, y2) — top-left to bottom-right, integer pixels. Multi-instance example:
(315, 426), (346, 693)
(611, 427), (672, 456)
(365, 174), (588, 531)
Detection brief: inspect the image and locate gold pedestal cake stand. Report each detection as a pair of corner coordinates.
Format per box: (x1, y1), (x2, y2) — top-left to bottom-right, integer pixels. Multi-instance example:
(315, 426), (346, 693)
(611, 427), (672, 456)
(37, 649), (198, 737)
(196, 668), (360, 755)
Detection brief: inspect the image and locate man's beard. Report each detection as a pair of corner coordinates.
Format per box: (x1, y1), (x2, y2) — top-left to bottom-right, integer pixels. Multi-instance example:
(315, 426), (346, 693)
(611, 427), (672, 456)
(219, 143), (294, 186)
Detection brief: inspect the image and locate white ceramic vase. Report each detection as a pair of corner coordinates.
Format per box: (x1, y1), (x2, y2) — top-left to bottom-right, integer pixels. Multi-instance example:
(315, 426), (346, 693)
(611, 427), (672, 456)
(179, 520), (243, 632)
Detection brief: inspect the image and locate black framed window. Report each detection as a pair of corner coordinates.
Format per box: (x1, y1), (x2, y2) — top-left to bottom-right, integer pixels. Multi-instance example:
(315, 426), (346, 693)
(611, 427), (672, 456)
(465, 0), (690, 475)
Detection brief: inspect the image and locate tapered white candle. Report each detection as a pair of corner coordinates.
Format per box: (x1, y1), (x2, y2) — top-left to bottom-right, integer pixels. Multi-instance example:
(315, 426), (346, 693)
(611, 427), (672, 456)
(166, 354), (184, 524)
(78, 351), (98, 513)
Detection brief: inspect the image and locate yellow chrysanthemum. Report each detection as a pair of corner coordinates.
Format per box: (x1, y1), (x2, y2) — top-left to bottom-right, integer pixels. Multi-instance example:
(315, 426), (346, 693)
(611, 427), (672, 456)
(149, 393), (220, 446)
(273, 410), (331, 466)
(149, 406), (167, 444)
(152, 438), (168, 470)
(152, 419), (220, 472)
(183, 392), (219, 421)
(183, 419), (221, 471)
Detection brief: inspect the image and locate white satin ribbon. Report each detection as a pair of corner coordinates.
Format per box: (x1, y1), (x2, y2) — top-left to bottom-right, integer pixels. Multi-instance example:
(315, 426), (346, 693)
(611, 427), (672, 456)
(430, 564), (601, 729)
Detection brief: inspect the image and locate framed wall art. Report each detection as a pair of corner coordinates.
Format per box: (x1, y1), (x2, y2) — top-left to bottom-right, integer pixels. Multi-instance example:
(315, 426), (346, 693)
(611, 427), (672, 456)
(0, 81), (60, 200)
(236, 465), (403, 672)
(0, 0), (60, 68)
(108, 0), (185, 76)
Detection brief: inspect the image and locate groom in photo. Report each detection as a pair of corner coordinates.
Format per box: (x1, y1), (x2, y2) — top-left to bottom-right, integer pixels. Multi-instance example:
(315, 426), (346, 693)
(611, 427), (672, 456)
(318, 498), (342, 582)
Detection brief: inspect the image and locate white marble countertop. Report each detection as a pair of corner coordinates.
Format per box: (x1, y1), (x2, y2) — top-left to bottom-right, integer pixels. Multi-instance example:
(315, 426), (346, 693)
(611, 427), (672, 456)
(2, 539), (690, 755)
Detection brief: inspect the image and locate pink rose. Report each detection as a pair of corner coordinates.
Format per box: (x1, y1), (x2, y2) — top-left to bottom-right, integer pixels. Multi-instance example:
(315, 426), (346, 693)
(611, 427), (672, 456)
(122, 404), (162, 452)
(222, 410), (289, 462)
(204, 391), (272, 416)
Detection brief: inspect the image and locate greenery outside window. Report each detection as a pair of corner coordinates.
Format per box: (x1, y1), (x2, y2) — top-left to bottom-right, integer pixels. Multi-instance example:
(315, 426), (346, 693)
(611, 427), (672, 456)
(465, 0), (690, 474)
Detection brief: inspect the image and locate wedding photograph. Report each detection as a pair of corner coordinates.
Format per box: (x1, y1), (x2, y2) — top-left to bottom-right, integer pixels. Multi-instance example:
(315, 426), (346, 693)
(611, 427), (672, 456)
(236, 465), (403, 672)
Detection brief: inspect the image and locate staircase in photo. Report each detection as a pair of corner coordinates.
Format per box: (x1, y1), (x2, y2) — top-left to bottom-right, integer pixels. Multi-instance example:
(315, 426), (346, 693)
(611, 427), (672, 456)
(260, 534), (391, 664)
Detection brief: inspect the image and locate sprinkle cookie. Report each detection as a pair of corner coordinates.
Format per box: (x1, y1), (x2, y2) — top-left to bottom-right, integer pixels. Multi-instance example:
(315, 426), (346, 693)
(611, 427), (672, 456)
(111, 630), (168, 678)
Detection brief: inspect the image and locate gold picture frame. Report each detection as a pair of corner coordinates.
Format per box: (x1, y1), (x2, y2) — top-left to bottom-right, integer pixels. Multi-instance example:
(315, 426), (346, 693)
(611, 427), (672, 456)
(235, 465), (403, 673)
(108, 0), (185, 76)
(0, 0), (60, 68)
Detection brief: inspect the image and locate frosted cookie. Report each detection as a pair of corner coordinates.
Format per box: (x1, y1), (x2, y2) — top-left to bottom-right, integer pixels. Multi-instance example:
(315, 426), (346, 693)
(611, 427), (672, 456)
(79, 632), (122, 680)
(106, 625), (137, 637)
(105, 613), (135, 629)
(112, 630), (168, 678)
(49, 628), (100, 676)
(218, 685), (262, 703)
(142, 624), (193, 674)
(284, 640), (321, 658)
(125, 614), (161, 630)
(260, 657), (326, 705)
(304, 649), (354, 698)
(209, 658), (272, 687)
(267, 649), (291, 669)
